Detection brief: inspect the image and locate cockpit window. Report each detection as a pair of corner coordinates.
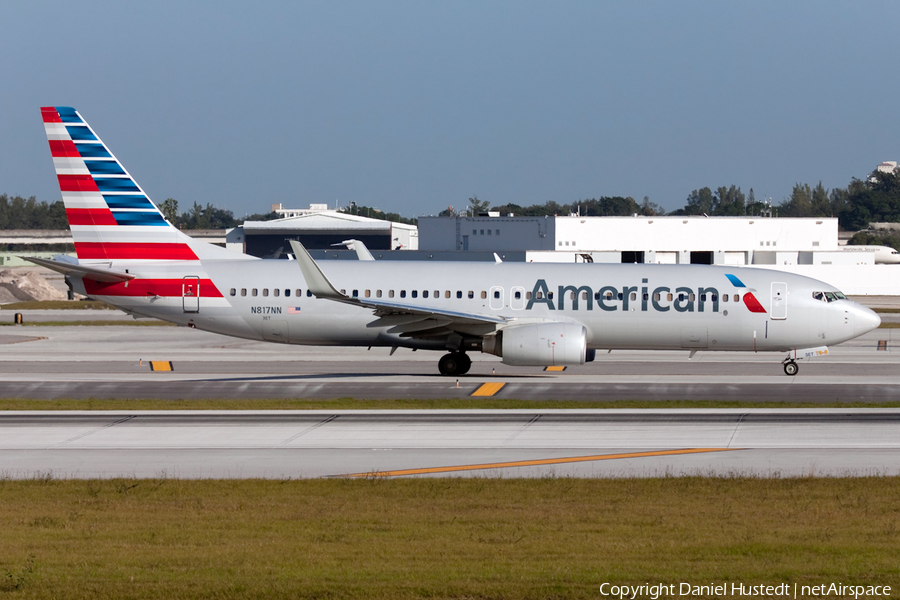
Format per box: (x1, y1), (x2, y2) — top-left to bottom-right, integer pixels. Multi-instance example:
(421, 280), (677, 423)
(814, 290), (847, 303)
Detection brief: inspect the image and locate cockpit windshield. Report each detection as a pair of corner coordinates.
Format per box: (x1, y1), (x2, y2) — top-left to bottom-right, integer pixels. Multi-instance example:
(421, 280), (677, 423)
(813, 291), (847, 303)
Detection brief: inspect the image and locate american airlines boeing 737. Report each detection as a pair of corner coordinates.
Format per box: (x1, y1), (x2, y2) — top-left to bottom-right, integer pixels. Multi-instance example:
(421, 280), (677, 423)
(31, 107), (881, 376)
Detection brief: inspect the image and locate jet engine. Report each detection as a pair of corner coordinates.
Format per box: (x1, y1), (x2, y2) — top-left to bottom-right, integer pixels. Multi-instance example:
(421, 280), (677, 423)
(484, 323), (591, 366)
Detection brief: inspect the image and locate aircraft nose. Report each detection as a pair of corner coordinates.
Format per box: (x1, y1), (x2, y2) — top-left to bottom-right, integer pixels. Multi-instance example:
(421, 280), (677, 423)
(854, 305), (881, 337)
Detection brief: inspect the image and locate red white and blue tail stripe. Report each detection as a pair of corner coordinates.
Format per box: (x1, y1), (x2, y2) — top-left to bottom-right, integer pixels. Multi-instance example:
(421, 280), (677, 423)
(42, 106), (208, 264)
(40, 107), (254, 308)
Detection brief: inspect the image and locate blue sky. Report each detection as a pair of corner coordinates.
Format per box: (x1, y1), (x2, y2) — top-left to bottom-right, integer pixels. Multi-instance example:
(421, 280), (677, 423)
(2, 1), (897, 218)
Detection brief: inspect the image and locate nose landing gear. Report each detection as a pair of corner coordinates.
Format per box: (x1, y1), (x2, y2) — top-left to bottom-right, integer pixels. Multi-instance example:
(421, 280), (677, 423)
(438, 352), (471, 376)
(782, 359), (799, 376)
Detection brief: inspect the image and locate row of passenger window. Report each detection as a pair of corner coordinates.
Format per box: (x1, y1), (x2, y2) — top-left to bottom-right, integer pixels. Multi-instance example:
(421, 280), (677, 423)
(229, 288), (495, 299)
(230, 288), (313, 297)
(228, 287), (743, 304)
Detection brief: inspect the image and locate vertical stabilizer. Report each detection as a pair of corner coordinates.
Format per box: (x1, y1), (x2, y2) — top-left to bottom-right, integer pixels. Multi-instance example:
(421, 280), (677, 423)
(41, 107), (246, 264)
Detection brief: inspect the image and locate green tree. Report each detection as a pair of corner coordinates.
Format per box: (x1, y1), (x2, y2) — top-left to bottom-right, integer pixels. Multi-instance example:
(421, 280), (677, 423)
(0, 194), (68, 229)
(713, 186), (745, 216)
(468, 196), (490, 216)
(0, 194), (9, 229)
(640, 196), (664, 216)
(745, 188), (768, 216)
(160, 198), (179, 224)
(338, 204), (417, 225)
(241, 211), (280, 222)
(683, 187), (717, 215)
(780, 184), (814, 217)
(840, 171), (900, 230)
(811, 182), (830, 216)
(175, 202), (237, 230)
(46, 201), (68, 228)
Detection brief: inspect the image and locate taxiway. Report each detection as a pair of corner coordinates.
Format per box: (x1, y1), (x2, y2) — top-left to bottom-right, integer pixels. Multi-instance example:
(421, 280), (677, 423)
(0, 325), (897, 401)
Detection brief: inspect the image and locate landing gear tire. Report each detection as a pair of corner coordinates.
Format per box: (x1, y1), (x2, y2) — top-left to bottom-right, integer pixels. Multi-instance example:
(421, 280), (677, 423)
(439, 352), (471, 376)
(783, 360), (799, 376)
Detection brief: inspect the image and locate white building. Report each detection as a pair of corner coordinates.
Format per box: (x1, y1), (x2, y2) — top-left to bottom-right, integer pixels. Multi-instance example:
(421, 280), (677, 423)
(876, 161), (899, 175)
(418, 214), (899, 295)
(419, 214), (840, 264)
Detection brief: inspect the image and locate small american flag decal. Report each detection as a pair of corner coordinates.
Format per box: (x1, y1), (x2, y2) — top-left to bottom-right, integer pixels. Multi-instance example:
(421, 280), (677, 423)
(287, 306), (301, 314)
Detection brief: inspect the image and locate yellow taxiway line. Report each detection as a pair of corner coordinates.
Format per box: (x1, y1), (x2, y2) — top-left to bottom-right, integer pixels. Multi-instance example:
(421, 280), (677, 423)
(471, 382), (506, 396)
(341, 448), (738, 478)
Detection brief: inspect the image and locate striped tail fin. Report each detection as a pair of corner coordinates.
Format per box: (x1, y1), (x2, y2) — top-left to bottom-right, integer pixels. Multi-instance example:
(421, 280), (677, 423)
(41, 106), (212, 264)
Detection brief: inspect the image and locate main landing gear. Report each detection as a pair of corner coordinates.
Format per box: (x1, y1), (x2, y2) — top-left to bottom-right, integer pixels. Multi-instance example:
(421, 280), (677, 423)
(782, 359), (799, 376)
(438, 352), (471, 376)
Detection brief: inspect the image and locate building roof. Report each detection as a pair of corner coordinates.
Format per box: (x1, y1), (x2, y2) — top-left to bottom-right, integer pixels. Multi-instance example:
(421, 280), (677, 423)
(242, 211), (392, 233)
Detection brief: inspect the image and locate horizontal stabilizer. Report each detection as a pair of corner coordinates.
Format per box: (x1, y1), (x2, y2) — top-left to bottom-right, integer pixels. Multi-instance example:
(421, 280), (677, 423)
(21, 256), (135, 283)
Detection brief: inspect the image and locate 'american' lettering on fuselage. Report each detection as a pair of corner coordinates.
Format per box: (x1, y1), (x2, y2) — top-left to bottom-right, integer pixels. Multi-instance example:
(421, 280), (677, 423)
(525, 279), (725, 313)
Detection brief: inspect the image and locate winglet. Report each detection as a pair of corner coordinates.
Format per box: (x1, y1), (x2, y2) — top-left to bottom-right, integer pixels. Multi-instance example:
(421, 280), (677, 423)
(289, 240), (346, 300)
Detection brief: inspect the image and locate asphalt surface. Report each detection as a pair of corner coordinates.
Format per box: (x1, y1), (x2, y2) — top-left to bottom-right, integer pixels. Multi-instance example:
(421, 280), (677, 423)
(0, 323), (896, 401)
(0, 409), (897, 479)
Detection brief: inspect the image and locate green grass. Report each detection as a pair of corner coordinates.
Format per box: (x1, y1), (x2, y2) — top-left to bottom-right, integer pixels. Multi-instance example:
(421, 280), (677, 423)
(2, 398), (900, 411)
(0, 300), (116, 310)
(0, 477), (897, 599)
(878, 322), (900, 328)
(873, 308), (900, 313)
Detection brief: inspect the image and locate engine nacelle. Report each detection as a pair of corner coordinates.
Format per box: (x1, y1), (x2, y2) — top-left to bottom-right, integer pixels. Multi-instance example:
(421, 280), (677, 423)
(486, 323), (588, 366)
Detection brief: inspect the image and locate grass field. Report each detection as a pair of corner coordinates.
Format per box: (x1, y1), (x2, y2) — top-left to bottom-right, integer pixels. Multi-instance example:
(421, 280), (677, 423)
(0, 477), (897, 599)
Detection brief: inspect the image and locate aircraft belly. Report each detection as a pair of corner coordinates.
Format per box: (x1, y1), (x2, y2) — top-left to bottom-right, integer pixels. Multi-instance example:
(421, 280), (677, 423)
(282, 310), (381, 346)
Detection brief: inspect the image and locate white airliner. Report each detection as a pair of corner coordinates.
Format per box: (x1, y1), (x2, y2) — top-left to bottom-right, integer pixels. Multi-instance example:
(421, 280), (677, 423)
(840, 245), (900, 265)
(31, 107), (881, 377)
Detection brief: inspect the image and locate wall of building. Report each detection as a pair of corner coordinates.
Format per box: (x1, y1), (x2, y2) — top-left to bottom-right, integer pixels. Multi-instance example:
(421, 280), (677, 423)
(418, 216), (555, 251)
(552, 216), (838, 258)
(419, 215), (838, 259)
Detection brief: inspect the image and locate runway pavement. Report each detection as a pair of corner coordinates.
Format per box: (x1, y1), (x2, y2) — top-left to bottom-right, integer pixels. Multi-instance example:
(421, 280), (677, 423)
(1, 323), (899, 479)
(0, 409), (897, 479)
(0, 325), (897, 401)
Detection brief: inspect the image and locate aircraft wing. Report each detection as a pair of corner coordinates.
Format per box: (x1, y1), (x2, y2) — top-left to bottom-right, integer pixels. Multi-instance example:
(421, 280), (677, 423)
(289, 240), (506, 338)
(21, 256), (136, 283)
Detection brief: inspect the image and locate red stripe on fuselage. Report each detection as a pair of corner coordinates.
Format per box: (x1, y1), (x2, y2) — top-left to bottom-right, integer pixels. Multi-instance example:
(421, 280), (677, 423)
(41, 107), (61, 123)
(742, 292), (767, 313)
(49, 140), (80, 157)
(66, 208), (118, 226)
(83, 278), (222, 298)
(58, 174), (99, 192)
(74, 242), (199, 260)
